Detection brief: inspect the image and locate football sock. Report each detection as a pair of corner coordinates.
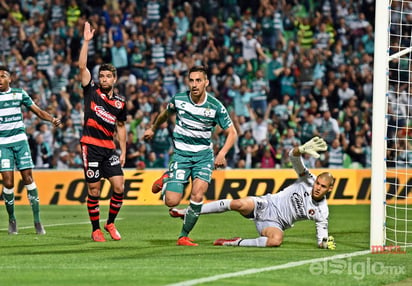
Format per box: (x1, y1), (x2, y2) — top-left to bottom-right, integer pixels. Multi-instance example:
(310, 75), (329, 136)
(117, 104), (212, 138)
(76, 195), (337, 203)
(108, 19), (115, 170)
(201, 199), (231, 214)
(179, 200), (202, 237)
(238, 237), (268, 247)
(107, 192), (123, 224)
(87, 195), (100, 231)
(26, 183), (41, 223)
(2, 187), (16, 221)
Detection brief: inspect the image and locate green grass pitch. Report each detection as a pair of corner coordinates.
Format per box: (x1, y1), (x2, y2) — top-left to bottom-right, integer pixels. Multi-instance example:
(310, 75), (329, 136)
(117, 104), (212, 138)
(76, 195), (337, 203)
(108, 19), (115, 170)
(0, 205), (410, 286)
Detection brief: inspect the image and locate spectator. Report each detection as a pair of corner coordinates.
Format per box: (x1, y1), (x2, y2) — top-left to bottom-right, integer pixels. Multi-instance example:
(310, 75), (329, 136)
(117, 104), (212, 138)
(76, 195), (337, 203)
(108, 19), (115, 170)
(151, 122), (173, 168)
(162, 56), (179, 97)
(300, 113), (319, 144)
(337, 80), (356, 108)
(316, 110), (340, 145)
(266, 50), (284, 102)
(56, 151), (72, 169)
(348, 135), (367, 168)
(280, 67), (297, 99)
(250, 69), (269, 114)
(125, 131), (141, 168)
(34, 133), (53, 169)
(110, 40), (128, 75)
(145, 151), (164, 168)
(280, 128), (301, 152)
(66, 0), (81, 27)
(260, 144), (278, 168)
(239, 29), (267, 73)
(326, 138), (344, 168)
(247, 105), (269, 146)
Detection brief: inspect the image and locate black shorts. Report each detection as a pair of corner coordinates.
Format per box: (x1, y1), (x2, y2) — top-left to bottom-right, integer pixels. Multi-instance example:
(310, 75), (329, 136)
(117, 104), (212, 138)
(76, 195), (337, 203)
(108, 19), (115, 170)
(81, 144), (123, 183)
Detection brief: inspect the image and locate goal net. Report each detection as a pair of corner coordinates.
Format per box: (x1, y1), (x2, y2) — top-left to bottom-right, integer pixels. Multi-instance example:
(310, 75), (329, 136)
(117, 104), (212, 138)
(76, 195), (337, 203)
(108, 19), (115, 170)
(371, 0), (412, 251)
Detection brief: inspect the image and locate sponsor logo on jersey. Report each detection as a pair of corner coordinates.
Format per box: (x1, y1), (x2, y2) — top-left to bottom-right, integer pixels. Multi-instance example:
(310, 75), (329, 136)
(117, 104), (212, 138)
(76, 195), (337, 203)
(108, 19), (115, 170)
(291, 192), (305, 218)
(4, 115), (21, 123)
(93, 104), (116, 124)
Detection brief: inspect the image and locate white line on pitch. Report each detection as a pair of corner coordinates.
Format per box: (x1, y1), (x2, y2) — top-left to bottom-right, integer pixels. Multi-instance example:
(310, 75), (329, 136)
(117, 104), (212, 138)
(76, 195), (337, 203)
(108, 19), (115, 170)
(0, 218), (123, 231)
(166, 250), (371, 286)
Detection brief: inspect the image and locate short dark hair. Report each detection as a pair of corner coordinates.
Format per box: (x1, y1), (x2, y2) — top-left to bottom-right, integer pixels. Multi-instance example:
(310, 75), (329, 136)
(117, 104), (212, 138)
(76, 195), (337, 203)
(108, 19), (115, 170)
(0, 65), (10, 73)
(99, 63), (117, 78)
(189, 65), (208, 79)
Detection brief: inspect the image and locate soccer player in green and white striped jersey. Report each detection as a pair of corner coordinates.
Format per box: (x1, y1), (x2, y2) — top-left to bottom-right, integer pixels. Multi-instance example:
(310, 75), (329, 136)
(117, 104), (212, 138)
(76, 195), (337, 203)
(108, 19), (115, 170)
(0, 66), (61, 235)
(144, 65), (237, 246)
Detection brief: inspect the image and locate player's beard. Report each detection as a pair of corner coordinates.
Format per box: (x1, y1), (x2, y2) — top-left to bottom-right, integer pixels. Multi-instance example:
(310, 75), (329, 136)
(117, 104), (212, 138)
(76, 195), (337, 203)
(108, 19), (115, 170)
(99, 85), (113, 95)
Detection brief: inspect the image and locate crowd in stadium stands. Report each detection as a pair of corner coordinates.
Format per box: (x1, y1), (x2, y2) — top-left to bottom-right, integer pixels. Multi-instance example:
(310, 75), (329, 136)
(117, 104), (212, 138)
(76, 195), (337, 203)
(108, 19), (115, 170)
(0, 0), (382, 170)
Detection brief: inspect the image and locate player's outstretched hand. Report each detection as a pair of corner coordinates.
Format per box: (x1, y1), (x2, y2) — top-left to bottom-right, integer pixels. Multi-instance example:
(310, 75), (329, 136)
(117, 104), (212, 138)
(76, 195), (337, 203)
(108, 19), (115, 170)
(321, 236), (336, 250)
(298, 136), (327, 158)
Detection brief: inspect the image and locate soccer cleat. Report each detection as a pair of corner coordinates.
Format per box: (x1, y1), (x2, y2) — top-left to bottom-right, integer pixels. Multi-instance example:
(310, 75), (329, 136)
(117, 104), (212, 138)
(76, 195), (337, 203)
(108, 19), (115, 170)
(176, 236), (198, 246)
(8, 220), (18, 235)
(34, 222), (46, 235)
(91, 229), (106, 242)
(104, 223), (121, 240)
(169, 208), (185, 219)
(213, 237), (242, 246)
(152, 172), (169, 194)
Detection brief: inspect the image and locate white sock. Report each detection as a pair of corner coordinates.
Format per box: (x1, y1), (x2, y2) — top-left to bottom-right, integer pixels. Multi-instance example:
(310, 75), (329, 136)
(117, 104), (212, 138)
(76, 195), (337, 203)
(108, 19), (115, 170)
(201, 199), (231, 214)
(238, 237), (268, 247)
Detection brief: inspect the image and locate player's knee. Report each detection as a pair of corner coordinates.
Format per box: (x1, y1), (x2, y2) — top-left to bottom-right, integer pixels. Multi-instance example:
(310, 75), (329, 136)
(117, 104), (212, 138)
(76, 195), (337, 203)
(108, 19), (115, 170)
(113, 185), (124, 194)
(231, 199), (251, 213)
(164, 197), (180, 207)
(2, 181), (14, 189)
(266, 237), (282, 247)
(230, 199), (244, 211)
(163, 182), (184, 207)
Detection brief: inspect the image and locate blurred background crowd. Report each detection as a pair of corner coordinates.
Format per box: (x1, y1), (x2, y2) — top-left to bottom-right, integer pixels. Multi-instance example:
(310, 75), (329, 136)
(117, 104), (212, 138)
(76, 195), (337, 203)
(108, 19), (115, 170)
(0, 0), (386, 170)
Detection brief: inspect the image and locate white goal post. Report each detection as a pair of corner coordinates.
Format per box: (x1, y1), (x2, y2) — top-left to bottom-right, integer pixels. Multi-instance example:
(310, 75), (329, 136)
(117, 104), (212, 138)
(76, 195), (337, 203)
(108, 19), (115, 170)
(370, 0), (388, 248)
(371, 0), (412, 250)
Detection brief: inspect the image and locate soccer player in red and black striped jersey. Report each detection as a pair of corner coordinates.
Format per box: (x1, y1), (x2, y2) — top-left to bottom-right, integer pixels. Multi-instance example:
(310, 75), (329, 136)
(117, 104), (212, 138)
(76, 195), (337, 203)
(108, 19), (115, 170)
(79, 21), (127, 242)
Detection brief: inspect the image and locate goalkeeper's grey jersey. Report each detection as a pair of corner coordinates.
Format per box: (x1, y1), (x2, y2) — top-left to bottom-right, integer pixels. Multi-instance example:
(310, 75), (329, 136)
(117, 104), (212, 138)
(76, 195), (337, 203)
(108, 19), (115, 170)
(266, 150), (329, 243)
(167, 91), (233, 157)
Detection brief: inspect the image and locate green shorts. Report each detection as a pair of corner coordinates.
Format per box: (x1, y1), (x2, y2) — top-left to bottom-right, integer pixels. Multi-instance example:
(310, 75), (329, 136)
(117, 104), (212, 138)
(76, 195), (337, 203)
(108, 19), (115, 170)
(165, 152), (214, 193)
(0, 141), (34, 171)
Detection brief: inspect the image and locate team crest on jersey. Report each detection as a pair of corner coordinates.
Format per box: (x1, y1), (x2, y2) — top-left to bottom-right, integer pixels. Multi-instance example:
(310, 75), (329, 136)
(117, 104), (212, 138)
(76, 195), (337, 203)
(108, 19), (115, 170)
(308, 209), (315, 216)
(204, 107), (212, 117)
(86, 169), (95, 178)
(115, 100), (122, 109)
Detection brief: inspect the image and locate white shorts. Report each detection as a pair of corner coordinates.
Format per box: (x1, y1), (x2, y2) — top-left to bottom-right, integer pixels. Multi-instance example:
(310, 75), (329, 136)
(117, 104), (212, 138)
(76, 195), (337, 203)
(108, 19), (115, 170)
(251, 195), (285, 235)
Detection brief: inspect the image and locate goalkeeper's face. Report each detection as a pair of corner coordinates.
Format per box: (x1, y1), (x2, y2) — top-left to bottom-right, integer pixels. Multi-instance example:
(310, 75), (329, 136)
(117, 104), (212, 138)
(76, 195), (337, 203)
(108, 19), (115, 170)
(312, 176), (332, 201)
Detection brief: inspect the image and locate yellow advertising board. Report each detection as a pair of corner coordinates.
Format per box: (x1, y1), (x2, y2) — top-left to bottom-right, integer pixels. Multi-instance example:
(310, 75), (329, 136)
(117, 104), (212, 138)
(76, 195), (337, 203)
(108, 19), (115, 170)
(1, 169), (410, 205)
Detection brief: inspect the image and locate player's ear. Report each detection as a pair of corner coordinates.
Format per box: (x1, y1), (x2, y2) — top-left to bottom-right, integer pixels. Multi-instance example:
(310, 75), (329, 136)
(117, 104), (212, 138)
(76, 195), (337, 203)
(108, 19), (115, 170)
(328, 178), (335, 191)
(205, 79), (209, 87)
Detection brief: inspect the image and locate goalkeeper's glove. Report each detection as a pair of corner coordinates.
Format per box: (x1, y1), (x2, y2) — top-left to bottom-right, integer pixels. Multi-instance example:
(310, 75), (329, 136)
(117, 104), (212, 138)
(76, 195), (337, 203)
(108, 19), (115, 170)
(298, 137), (327, 158)
(321, 236), (336, 250)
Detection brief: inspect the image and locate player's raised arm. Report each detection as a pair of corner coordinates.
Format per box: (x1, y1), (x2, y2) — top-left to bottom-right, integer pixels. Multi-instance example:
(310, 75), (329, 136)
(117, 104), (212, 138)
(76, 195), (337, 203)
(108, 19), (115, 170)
(78, 21), (94, 87)
(289, 137), (328, 177)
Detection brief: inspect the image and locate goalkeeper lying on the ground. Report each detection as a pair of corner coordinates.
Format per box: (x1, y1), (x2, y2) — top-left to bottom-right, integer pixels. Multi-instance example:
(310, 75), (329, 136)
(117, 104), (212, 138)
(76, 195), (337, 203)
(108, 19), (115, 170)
(169, 137), (336, 249)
